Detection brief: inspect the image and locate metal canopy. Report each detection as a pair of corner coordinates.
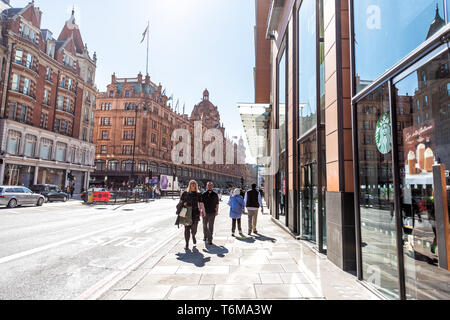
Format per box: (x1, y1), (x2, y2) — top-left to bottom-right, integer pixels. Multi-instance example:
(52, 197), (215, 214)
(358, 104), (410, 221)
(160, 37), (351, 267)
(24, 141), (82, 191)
(238, 103), (271, 162)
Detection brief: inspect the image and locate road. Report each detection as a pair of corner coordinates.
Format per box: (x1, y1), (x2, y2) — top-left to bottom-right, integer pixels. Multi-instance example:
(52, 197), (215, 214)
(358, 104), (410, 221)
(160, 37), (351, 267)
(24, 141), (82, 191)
(0, 198), (183, 300)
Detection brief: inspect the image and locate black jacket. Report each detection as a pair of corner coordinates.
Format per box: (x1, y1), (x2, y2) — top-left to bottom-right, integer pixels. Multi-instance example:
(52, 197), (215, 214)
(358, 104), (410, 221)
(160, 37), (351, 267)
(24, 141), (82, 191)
(180, 191), (203, 223)
(202, 191), (219, 215)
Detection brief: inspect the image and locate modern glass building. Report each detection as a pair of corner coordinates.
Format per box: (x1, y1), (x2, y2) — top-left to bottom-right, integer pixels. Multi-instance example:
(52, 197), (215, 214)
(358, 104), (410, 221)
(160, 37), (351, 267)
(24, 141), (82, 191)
(244, 0), (450, 300)
(350, 0), (450, 300)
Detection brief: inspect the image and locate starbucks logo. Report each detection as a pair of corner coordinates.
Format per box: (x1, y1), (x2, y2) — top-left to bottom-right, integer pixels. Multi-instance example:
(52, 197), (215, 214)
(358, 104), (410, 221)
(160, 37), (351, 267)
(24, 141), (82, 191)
(375, 113), (392, 154)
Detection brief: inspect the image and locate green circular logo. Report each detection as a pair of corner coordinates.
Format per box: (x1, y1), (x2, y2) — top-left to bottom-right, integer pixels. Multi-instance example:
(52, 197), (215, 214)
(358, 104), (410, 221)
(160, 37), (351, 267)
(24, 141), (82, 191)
(375, 113), (392, 154)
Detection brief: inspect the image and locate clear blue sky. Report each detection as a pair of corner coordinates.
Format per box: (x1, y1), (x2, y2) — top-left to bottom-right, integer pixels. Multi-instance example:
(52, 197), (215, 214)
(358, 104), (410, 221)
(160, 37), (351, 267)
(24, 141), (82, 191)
(12, 0), (256, 163)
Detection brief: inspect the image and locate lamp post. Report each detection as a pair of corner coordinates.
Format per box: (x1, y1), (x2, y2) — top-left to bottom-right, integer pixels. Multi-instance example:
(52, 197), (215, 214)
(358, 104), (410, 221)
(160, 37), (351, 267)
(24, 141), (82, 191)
(130, 99), (150, 189)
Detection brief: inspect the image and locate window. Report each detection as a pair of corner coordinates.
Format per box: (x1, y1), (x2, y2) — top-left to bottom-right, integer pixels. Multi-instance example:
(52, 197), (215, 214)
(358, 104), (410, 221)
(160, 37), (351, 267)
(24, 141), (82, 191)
(12, 74), (20, 91)
(39, 138), (53, 160)
(14, 49), (23, 64)
(123, 130), (134, 140)
(66, 98), (71, 112)
(55, 143), (67, 162)
(70, 147), (76, 163)
(125, 90), (130, 98)
(68, 79), (73, 91)
(57, 96), (63, 109)
(26, 53), (32, 69)
(60, 76), (66, 88)
(45, 67), (51, 81)
(101, 118), (111, 126)
(40, 113), (48, 129)
(125, 117), (135, 126)
(19, 106), (27, 123)
(152, 121), (157, 129)
(7, 130), (21, 155)
(122, 145), (133, 155)
(101, 130), (109, 140)
(55, 119), (61, 133)
(24, 135), (36, 157)
(151, 133), (156, 143)
(107, 160), (119, 171)
(95, 160), (106, 171)
(100, 145), (107, 154)
(23, 78), (30, 95)
(138, 161), (147, 172)
(89, 129), (93, 143)
(47, 43), (53, 56)
(81, 150), (86, 164)
(82, 128), (87, 141)
(43, 89), (49, 105)
(109, 91), (114, 98)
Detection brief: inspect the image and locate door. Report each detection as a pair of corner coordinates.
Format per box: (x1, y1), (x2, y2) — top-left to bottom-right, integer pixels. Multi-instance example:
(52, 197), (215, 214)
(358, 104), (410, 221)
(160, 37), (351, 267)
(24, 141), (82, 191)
(301, 164), (317, 242)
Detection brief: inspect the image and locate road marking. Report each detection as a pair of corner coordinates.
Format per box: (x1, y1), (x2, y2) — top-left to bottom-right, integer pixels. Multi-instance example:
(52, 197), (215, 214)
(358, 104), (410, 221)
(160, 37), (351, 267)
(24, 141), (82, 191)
(76, 227), (183, 300)
(0, 223), (132, 265)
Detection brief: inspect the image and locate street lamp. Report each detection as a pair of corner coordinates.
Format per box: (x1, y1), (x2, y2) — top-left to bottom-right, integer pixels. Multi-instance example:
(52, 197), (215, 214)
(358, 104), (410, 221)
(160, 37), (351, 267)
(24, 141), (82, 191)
(130, 99), (151, 189)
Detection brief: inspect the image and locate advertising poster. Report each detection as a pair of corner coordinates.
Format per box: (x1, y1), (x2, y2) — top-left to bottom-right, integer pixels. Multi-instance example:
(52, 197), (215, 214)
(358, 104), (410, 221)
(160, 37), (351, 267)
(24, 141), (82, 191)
(403, 119), (436, 185)
(160, 175), (173, 191)
(150, 177), (159, 185)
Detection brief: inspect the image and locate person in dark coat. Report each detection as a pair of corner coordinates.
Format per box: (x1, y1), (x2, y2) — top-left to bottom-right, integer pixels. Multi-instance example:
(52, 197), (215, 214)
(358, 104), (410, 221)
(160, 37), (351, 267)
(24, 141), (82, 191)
(202, 182), (219, 245)
(180, 180), (205, 250)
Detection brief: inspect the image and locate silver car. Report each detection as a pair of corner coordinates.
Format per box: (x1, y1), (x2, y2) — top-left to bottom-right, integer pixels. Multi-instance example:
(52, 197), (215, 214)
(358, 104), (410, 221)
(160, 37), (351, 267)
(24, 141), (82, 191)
(0, 186), (45, 208)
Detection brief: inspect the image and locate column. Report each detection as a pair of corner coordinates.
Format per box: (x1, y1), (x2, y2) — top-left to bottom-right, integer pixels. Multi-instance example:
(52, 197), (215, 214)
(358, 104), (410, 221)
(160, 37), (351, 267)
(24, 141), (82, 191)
(0, 161), (5, 185)
(34, 166), (39, 185)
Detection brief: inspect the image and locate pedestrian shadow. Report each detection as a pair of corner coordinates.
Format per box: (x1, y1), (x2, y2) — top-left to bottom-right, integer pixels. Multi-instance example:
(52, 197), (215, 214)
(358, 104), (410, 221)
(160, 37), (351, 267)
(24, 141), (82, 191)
(202, 244), (229, 258)
(234, 234), (256, 244)
(175, 247), (211, 268)
(253, 233), (277, 243)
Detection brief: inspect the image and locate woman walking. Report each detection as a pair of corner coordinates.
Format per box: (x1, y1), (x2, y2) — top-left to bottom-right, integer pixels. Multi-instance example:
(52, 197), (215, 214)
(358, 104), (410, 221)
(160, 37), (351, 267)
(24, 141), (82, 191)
(228, 188), (245, 237)
(180, 180), (205, 250)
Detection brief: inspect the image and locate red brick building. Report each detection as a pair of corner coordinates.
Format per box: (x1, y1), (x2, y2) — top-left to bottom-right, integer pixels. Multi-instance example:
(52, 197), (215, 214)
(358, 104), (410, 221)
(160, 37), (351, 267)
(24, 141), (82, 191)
(0, 2), (97, 193)
(93, 73), (246, 189)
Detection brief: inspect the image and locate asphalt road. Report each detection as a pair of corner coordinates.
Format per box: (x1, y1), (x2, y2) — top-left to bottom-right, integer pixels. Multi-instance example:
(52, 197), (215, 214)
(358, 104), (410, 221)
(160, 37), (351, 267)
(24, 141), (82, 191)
(0, 198), (185, 300)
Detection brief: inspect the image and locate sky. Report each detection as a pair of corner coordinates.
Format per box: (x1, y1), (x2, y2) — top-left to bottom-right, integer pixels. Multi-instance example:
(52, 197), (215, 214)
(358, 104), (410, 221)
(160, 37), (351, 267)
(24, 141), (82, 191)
(11, 0), (257, 163)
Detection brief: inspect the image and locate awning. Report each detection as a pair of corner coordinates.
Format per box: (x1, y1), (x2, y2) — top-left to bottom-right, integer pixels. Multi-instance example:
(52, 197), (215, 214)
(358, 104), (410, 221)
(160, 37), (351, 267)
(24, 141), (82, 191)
(238, 103), (271, 163)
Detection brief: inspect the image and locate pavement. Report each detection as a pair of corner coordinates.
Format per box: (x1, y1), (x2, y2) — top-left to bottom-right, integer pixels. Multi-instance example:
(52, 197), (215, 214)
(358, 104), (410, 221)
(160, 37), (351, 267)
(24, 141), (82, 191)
(93, 200), (381, 300)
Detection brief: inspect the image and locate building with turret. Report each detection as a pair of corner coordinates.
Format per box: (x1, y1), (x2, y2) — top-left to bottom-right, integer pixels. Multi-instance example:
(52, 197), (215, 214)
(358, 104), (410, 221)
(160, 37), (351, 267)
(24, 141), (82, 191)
(0, 2), (97, 193)
(93, 75), (246, 189)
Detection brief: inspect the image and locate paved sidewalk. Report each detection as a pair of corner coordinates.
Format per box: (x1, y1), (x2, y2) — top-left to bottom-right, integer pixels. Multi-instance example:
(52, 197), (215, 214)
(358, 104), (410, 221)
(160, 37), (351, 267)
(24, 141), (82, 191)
(99, 202), (380, 300)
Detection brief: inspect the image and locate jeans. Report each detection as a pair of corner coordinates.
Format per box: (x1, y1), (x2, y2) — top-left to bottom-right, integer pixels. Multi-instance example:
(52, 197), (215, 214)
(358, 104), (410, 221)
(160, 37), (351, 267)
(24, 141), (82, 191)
(247, 209), (259, 232)
(203, 214), (216, 242)
(232, 219), (242, 233)
(184, 221), (199, 246)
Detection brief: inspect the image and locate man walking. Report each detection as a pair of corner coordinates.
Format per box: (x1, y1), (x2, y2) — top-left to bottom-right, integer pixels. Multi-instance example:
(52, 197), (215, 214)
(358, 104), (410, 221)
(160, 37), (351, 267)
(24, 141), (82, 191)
(244, 184), (264, 235)
(202, 182), (219, 245)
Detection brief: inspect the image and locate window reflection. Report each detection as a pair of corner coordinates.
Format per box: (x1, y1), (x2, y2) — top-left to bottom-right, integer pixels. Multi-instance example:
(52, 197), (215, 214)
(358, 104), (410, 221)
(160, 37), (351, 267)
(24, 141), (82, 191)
(357, 83), (399, 299)
(353, 0), (448, 91)
(298, 0), (317, 137)
(278, 48), (287, 225)
(394, 49), (450, 300)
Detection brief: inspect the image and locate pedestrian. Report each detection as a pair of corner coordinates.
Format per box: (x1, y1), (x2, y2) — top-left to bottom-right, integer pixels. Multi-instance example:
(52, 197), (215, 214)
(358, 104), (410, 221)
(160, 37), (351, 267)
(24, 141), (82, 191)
(228, 188), (245, 237)
(180, 180), (205, 250)
(202, 182), (219, 245)
(245, 184), (264, 235)
(70, 184), (75, 198)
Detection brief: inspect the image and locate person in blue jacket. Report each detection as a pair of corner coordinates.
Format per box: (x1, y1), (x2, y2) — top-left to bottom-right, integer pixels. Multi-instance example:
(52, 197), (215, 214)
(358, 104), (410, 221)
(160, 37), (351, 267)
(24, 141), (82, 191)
(228, 188), (245, 236)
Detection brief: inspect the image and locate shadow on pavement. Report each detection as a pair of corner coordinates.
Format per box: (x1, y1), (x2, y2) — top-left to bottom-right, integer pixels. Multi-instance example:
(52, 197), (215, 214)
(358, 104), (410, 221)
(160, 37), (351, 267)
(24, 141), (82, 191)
(253, 233), (277, 243)
(175, 247), (211, 267)
(202, 244), (229, 258)
(234, 234), (256, 244)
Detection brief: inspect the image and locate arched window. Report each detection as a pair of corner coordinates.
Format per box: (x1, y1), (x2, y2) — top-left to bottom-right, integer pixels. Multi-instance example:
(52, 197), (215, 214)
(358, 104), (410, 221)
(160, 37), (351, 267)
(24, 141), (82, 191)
(122, 160), (134, 172)
(138, 161), (147, 172)
(149, 162), (158, 175)
(95, 160), (106, 171)
(107, 160), (119, 171)
(160, 164), (168, 175)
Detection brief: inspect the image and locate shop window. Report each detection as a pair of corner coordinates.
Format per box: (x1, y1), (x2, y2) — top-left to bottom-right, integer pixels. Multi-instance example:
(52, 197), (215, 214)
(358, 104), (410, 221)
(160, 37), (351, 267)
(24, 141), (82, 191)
(357, 83), (398, 299)
(394, 49), (450, 300)
(95, 160), (106, 171)
(7, 130), (21, 155)
(40, 138), (53, 160)
(108, 160), (119, 171)
(24, 135), (37, 158)
(55, 143), (67, 162)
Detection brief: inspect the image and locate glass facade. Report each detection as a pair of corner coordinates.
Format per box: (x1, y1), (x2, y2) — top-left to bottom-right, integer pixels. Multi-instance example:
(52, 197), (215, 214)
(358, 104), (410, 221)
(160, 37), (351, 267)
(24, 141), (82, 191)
(357, 83), (399, 299)
(352, 0), (450, 300)
(277, 47), (287, 225)
(394, 49), (450, 300)
(353, 0), (448, 91)
(298, 0), (317, 137)
(3, 164), (35, 186)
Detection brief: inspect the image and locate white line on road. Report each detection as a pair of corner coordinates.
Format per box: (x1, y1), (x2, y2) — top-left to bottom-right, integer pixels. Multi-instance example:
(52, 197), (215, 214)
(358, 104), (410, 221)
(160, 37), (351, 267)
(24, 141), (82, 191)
(0, 223), (133, 265)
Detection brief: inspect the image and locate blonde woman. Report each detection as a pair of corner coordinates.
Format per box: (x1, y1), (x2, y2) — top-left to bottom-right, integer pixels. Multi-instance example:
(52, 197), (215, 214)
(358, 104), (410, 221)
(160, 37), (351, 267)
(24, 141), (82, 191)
(180, 180), (205, 250)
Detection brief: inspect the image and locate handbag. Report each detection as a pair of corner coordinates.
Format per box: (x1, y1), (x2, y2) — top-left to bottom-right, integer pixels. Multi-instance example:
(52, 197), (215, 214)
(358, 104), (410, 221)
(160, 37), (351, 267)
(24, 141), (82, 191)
(178, 207), (193, 226)
(179, 207), (188, 218)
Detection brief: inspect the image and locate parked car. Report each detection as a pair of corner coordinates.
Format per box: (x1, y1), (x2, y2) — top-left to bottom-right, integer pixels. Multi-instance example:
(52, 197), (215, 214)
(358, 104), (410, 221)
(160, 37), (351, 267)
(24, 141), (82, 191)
(30, 184), (69, 203)
(213, 188), (223, 201)
(0, 186), (45, 208)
